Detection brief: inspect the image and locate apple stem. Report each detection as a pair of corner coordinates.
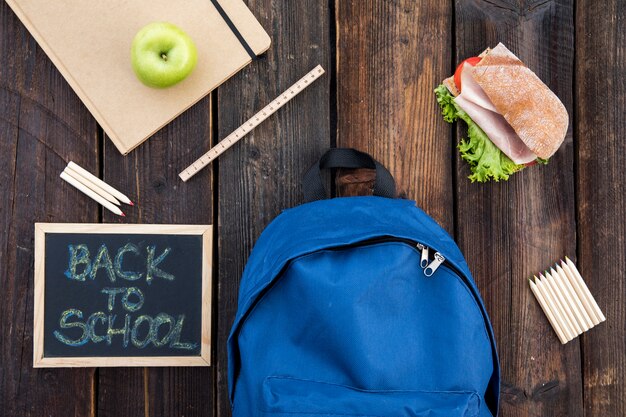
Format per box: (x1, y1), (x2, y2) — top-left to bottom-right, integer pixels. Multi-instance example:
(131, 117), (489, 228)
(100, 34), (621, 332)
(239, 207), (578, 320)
(161, 53), (168, 61)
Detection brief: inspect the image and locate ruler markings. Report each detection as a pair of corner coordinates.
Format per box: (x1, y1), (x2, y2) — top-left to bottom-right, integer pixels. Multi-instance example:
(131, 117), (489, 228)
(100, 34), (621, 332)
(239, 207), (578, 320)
(179, 65), (325, 182)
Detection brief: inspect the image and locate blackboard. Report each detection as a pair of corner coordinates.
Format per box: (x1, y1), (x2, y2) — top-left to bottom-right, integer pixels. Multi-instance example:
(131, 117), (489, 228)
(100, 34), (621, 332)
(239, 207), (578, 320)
(34, 223), (212, 367)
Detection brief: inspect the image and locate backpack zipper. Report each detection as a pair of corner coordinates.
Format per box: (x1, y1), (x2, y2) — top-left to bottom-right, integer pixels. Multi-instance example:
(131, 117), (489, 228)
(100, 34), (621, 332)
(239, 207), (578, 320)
(233, 235), (497, 390)
(332, 237), (450, 277)
(415, 243), (429, 268)
(393, 239), (447, 276)
(237, 237), (466, 335)
(424, 252), (446, 277)
(324, 237), (497, 358)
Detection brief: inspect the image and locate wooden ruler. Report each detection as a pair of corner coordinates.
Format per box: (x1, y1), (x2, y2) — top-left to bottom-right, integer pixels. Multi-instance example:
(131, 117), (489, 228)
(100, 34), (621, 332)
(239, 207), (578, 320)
(179, 64), (325, 182)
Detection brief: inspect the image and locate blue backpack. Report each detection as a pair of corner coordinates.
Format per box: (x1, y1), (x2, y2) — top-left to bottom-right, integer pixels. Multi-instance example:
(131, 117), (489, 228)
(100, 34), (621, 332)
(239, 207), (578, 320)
(228, 149), (500, 417)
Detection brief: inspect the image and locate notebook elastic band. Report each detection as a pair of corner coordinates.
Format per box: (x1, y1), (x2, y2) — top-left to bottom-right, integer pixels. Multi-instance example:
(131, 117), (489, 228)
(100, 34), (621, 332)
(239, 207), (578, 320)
(210, 0), (258, 60)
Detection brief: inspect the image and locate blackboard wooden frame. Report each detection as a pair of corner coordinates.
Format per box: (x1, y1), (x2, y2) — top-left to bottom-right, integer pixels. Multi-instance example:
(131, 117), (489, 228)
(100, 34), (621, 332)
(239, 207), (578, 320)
(33, 223), (212, 367)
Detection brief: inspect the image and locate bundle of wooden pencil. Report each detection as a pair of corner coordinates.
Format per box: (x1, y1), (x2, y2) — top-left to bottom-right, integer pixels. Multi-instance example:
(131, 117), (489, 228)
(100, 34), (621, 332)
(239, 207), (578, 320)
(60, 161), (134, 217)
(529, 257), (605, 344)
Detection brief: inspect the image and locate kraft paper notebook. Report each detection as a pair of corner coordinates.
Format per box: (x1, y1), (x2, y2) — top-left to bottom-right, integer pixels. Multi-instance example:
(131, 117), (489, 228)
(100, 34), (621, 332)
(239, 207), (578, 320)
(6, 0), (271, 154)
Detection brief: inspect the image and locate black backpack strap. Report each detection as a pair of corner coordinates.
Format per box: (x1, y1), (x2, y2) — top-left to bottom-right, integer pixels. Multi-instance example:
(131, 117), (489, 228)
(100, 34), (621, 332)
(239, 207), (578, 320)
(302, 148), (396, 203)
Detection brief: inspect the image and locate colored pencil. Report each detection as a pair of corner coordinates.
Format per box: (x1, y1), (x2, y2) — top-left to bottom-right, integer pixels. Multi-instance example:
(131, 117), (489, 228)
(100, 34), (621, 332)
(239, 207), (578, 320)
(64, 166), (121, 206)
(548, 268), (588, 333)
(541, 272), (579, 337)
(554, 264), (594, 329)
(68, 161), (134, 206)
(60, 171), (125, 217)
(529, 258), (606, 345)
(559, 261), (600, 325)
(529, 278), (568, 344)
(564, 257), (606, 323)
(535, 276), (574, 341)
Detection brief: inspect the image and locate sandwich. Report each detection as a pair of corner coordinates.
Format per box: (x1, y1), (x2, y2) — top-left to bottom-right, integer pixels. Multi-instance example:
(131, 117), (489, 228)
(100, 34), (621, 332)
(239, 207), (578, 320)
(435, 43), (568, 182)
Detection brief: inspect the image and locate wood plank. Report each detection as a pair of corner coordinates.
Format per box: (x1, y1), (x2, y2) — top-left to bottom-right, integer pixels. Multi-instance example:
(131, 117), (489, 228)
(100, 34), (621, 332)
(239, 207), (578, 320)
(97, 368), (145, 417)
(336, 0), (454, 231)
(215, 0), (331, 414)
(0, 2), (98, 416)
(98, 97), (214, 415)
(454, 1), (581, 415)
(576, 1), (626, 415)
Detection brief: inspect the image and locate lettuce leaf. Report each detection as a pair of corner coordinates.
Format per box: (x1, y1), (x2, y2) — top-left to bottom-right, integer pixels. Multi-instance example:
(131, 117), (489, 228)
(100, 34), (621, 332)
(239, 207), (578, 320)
(434, 84), (458, 123)
(434, 84), (524, 182)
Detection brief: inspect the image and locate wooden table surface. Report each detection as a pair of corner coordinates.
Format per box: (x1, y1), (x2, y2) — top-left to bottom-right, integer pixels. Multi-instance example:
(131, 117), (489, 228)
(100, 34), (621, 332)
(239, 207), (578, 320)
(1, 0), (624, 416)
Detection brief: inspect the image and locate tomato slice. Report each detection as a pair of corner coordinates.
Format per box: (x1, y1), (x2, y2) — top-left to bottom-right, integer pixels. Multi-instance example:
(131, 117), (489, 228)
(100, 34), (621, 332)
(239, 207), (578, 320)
(453, 57), (482, 92)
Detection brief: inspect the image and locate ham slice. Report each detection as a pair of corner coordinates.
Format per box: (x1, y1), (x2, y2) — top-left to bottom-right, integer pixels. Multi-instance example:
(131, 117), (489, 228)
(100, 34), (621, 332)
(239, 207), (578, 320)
(453, 66), (537, 165)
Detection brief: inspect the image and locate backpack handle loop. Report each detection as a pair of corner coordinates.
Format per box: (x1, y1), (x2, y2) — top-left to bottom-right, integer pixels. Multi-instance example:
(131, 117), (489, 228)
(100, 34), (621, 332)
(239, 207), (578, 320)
(302, 148), (396, 203)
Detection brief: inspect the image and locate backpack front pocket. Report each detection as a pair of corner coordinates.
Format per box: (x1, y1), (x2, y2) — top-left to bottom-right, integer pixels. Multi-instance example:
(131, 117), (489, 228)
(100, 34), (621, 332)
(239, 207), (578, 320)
(260, 376), (481, 417)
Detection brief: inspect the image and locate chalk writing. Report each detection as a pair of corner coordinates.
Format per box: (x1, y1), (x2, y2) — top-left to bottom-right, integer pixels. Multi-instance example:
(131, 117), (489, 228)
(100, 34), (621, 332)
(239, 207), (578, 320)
(101, 287), (145, 312)
(64, 243), (175, 283)
(53, 243), (197, 351)
(122, 287), (144, 312)
(64, 244), (91, 281)
(146, 245), (175, 284)
(101, 287), (126, 311)
(90, 244), (116, 282)
(53, 309), (196, 350)
(54, 309), (89, 346)
(114, 243), (142, 281)
(87, 312), (107, 343)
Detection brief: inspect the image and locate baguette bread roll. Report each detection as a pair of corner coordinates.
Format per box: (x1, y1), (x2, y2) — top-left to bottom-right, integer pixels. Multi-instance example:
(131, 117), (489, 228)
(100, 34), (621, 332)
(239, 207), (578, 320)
(470, 43), (568, 159)
(443, 76), (460, 97)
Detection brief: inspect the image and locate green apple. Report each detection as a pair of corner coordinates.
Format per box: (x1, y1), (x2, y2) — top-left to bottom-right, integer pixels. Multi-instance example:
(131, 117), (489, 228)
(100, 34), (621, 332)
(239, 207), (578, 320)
(131, 22), (198, 88)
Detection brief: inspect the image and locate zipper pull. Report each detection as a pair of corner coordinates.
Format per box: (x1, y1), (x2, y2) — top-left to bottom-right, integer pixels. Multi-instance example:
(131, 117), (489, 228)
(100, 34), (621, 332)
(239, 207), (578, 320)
(424, 252), (445, 277)
(416, 243), (429, 268)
